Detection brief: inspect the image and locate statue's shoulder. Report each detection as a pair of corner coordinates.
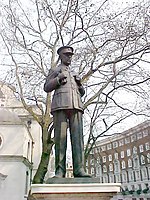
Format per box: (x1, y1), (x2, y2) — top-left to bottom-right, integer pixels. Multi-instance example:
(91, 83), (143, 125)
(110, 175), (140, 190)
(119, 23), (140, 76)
(48, 66), (61, 75)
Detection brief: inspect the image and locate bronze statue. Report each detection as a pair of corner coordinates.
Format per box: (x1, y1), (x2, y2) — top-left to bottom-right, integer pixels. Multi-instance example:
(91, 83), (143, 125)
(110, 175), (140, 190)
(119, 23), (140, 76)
(44, 46), (91, 178)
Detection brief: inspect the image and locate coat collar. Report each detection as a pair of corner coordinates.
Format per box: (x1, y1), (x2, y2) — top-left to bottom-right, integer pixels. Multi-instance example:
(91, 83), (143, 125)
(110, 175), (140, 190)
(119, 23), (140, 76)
(58, 64), (70, 71)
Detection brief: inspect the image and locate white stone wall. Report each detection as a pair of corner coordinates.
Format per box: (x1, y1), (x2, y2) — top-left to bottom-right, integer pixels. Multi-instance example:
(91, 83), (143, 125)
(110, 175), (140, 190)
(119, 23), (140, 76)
(0, 83), (43, 179)
(29, 119), (42, 177)
(0, 125), (24, 156)
(0, 159), (29, 200)
(0, 83), (52, 199)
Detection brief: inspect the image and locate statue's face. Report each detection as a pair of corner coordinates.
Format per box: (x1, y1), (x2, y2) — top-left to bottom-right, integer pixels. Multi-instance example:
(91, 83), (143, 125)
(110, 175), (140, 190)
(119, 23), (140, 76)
(59, 52), (73, 66)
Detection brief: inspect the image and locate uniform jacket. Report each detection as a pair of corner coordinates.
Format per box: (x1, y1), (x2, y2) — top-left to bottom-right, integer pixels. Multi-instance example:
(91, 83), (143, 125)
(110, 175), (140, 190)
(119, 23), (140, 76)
(44, 64), (85, 114)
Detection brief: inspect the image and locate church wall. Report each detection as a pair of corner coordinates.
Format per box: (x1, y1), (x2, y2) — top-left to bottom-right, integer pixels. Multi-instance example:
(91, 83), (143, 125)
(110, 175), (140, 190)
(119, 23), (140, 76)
(0, 125), (24, 156)
(0, 159), (30, 200)
(28, 120), (42, 177)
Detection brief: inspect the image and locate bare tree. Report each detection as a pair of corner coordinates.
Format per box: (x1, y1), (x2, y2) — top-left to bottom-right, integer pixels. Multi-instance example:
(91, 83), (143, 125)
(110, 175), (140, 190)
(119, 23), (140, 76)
(0, 0), (150, 183)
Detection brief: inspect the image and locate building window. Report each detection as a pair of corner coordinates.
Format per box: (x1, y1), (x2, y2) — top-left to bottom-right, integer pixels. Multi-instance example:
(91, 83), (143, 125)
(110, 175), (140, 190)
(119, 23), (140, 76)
(0, 135), (3, 149)
(147, 153), (150, 163)
(107, 143), (112, 150)
(119, 139), (124, 146)
(109, 163), (113, 171)
(97, 165), (102, 176)
(133, 157), (140, 168)
(115, 174), (121, 183)
(121, 161), (126, 169)
(108, 154), (112, 161)
(101, 145), (106, 152)
(114, 161), (120, 173)
(127, 149), (131, 157)
(121, 151), (124, 158)
(25, 171), (29, 195)
(109, 175), (114, 183)
(103, 165), (107, 172)
(96, 165), (100, 175)
(122, 172), (127, 182)
(141, 155), (145, 164)
(139, 145), (144, 152)
(131, 134), (136, 142)
(128, 159), (132, 167)
(102, 156), (106, 163)
(141, 168), (147, 179)
(114, 152), (118, 160)
(143, 129), (148, 137)
(113, 141), (118, 148)
(135, 170), (141, 181)
(128, 171), (134, 182)
(27, 141), (31, 161)
(137, 132), (142, 139)
(133, 146), (137, 154)
(96, 157), (101, 165)
(145, 142), (150, 151)
(125, 137), (130, 144)
(103, 175), (108, 183)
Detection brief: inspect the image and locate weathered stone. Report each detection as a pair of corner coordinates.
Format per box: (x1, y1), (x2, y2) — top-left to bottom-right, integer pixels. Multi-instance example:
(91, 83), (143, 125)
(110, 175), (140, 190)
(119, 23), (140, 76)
(28, 183), (121, 200)
(29, 192), (116, 200)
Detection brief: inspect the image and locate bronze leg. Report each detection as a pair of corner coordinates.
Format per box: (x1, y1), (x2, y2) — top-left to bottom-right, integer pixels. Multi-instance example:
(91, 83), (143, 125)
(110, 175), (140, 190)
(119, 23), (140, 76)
(69, 110), (92, 177)
(53, 110), (68, 177)
(69, 111), (84, 174)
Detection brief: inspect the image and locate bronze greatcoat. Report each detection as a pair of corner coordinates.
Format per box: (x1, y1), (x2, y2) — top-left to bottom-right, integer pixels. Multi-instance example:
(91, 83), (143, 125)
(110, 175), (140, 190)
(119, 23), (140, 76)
(44, 63), (86, 177)
(44, 64), (85, 113)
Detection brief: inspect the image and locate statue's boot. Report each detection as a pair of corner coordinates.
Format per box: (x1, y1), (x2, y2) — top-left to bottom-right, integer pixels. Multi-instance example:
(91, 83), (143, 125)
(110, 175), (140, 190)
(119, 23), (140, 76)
(54, 166), (66, 178)
(54, 137), (67, 178)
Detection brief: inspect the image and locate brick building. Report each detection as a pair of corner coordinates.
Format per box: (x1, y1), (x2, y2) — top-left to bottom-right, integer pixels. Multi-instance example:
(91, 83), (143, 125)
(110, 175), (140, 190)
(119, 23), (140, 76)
(87, 121), (150, 196)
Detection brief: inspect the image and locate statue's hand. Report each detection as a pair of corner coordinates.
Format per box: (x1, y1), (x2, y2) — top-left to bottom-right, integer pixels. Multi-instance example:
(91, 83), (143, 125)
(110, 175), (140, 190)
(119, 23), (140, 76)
(74, 75), (82, 86)
(58, 72), (66, 80)
(58, 72), (67, 84)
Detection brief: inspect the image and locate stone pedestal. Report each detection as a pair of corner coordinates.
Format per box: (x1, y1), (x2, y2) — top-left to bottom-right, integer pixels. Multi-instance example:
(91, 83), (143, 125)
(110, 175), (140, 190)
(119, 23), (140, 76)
(29, 182), (121, 200)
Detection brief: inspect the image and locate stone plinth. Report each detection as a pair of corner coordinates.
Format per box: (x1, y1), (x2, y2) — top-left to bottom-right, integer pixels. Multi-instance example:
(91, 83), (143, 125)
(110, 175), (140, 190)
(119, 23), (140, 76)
(29, 183), (121, 200)
(46, 177), (100, 184)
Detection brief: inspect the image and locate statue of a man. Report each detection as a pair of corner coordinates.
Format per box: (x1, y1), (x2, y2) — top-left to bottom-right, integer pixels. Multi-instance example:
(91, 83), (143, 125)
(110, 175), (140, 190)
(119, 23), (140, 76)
(44, 46), (91, 178)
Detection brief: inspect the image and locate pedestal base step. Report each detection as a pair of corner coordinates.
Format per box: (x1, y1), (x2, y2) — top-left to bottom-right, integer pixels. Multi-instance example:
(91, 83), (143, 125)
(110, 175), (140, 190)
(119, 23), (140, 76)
(29, 183), (121, 200)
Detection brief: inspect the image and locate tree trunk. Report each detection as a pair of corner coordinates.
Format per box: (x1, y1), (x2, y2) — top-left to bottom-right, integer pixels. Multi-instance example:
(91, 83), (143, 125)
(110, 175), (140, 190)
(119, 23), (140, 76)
(32, 126), (54, 184)
(32, 150), (52, 184)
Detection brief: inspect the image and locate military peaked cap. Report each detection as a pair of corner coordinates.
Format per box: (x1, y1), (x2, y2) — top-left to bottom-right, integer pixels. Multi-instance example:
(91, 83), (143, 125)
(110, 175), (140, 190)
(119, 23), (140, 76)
(57, 46), (74, 55)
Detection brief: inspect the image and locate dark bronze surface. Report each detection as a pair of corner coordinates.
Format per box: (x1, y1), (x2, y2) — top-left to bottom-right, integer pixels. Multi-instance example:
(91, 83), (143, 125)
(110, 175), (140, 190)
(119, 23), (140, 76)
(44, 46), (91, 179)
